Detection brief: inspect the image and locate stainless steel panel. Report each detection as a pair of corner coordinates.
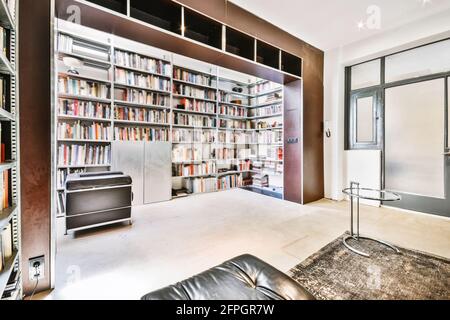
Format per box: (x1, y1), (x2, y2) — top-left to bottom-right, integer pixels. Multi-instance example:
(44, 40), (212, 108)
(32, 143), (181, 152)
(112, 141), (145, 205)
(144, 142), (172, 204)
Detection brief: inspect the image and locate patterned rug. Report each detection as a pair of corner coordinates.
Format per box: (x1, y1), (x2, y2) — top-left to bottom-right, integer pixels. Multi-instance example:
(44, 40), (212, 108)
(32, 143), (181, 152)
(290, 233), (450, 300)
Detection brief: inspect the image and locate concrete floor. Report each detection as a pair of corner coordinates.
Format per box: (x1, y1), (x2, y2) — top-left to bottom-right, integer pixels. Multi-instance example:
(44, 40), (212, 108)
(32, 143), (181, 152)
(41, 189), (449, 300)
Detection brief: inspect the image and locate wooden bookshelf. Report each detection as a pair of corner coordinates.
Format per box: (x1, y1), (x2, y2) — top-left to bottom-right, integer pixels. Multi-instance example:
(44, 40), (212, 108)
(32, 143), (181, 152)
(0, 0), (20, 301)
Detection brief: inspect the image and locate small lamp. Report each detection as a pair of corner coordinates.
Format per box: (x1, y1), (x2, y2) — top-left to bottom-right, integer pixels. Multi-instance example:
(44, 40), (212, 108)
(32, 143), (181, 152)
(63, 56), (84, 75)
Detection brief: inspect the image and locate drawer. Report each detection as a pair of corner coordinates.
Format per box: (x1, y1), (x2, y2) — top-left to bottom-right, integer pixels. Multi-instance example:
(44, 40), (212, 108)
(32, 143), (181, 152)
(66, 186), (132, 216)
(66, 207), (131, 231)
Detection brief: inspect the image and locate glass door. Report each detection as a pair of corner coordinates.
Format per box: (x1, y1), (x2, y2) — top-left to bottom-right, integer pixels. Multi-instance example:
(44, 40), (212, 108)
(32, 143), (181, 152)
(384, 77), (449, 216)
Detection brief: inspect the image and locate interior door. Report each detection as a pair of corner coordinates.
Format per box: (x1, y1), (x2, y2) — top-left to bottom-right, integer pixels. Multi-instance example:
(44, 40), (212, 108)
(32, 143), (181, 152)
(384, 78), (449, 217)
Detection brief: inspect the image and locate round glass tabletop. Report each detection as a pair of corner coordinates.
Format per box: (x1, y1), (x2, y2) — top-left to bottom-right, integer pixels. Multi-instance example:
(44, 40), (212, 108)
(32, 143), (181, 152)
(342, 188), (401, 202)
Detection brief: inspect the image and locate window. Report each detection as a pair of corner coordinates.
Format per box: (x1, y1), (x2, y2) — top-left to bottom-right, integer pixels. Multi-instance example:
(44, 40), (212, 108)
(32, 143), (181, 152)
(349, 90), (380, 149)
(351, 59), (381, 90)
(385, 39), (450, 83)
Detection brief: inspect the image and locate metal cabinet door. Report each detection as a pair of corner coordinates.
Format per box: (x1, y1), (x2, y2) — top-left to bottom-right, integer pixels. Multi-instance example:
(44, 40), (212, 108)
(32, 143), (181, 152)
(112, 141), (145, 206)
(144, 142), (172, 204)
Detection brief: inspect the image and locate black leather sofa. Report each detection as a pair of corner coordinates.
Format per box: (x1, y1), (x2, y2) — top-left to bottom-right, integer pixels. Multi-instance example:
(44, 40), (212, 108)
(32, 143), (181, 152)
(142, 254), (314, 300)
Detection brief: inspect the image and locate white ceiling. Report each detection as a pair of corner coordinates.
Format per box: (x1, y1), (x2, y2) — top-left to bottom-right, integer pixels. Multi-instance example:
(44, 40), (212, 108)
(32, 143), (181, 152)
(230, 0), (450, 51)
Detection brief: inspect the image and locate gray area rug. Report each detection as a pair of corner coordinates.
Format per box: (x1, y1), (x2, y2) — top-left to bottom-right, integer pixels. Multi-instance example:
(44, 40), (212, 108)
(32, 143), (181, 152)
(290, 233), (450, 300)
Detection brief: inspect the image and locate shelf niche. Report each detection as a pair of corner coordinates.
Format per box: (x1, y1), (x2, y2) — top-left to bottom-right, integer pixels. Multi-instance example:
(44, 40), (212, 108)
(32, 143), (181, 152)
(281, 51), (302, 77)
(256, 40), (280, 70)
(183, 8), (222, 50)
(86, 0), (128, 15)
(130, 0), (182, 35)
(225, 27), (255, 61)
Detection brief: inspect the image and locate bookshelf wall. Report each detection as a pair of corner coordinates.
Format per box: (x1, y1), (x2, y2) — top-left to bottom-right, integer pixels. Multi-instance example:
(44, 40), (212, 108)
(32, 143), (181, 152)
(55, 22), (286, 211)
(0, 0), (21, 301)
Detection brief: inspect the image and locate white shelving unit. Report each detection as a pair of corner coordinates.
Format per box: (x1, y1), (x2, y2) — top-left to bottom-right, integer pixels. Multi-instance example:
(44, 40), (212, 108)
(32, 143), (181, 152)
(55, 22), (285, 210)
(0, 0), (21, 301)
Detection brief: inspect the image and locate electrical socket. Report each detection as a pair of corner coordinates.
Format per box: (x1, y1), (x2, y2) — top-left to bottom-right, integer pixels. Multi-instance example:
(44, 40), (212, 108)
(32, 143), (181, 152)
(29, 256), (45, 281)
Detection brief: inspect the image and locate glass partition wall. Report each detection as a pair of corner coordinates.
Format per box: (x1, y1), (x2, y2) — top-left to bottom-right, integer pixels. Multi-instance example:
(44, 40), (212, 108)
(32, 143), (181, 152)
(345, 39), (450, 216)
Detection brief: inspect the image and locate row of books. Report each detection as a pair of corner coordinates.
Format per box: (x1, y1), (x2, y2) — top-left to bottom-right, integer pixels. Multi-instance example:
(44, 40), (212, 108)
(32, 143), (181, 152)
(254, 120), (283, 130)
(172, 129), (215, 144)
(58, 77), (110, 99)
(58, 121), (111, 141)
(217, 174), (243, 190)
(172, 146), (204, 162)
(182, 177), (216, 194)
(114, 88), (170, 107)
(57, 144), (111, 167)
(219, 160), (252, 172)
(219, 119), (251, 130)
(258, 146), (284, 161)
(57, 168), (83, 190)
(218, 131), (256, 144)
(173, 113), (216, 128)
(115, 68), (171, 92)
(172, 162), (216, 177)
(115, 50), (171, 76)
(174, 98), (216, 114)
(215, 148), (252, 160)
(0, 222), (13, 273)
(248, 104), (283, 117)
(250, 81), (281, 95)
(173, 84), (216, 100)
(115, 106), (169, 124)
(254, 92), (283, 105)
(173, 68), (213, 87)
(218, 93), (248, 105)
(218, 105), (247, 118)
(114, 126), (169, 142)
(58, 99), (111, 119)
(256, 131), (283, 144)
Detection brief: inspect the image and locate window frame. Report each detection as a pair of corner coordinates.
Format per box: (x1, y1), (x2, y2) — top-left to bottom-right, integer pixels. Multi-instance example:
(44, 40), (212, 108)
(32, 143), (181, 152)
(349, 88), (382, 149)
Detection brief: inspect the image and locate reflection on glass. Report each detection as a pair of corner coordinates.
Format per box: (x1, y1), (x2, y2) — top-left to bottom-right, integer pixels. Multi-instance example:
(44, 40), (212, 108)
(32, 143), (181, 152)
(385, 39), (450, 83)
(385, 79), (445, 198)
(356, 96), (374, 143)
(351, 59), (381, 90)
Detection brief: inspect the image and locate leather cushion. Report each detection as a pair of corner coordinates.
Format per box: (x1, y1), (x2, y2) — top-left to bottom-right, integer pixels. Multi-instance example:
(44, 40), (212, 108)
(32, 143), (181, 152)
(66, 171), (132, 191)
(142, 254), (315, 300)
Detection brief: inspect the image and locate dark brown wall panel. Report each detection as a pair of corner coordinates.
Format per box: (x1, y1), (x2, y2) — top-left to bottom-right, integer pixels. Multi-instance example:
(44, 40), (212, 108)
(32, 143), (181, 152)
(19, 0), (52, 294)
(284, 80), (303, 203)
(177, 0), (325, 203)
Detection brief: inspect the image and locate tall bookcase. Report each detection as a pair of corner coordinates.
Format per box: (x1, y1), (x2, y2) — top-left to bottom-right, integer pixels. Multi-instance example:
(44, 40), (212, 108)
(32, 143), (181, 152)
(0, 0), (21, 301)
(55, 23), (285, 215)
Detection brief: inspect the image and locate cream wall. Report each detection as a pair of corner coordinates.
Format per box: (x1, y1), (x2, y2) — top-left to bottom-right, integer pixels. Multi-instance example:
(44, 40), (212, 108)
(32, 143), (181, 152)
(323, 9), (450, 201)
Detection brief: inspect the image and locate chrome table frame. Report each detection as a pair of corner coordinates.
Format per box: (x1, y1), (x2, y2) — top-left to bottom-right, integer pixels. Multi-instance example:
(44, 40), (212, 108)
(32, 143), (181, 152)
(342, 182), (401, 258)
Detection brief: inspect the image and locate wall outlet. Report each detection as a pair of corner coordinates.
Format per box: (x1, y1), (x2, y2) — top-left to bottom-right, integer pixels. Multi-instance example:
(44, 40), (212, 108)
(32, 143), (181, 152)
(29, 256), (45, 281)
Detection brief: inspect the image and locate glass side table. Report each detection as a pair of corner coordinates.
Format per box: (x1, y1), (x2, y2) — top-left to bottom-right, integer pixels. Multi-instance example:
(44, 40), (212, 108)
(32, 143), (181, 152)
(342, 182), (402, 257)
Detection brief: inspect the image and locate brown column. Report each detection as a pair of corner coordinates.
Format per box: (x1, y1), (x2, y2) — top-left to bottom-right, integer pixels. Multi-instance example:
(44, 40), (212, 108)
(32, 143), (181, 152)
(19, 0), (52, 294)
(284, 80), (303, 203)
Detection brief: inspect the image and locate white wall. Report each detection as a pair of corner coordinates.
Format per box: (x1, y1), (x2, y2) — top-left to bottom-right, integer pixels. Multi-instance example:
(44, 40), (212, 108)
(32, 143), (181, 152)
(324, 9), (450, 201)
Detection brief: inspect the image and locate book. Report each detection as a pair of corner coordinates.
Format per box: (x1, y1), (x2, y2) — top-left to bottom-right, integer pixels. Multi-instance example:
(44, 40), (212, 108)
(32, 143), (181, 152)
(0, 27), (7, 56)
(115, 50), (171, 76)
(0, 76), (6, 109)
(1, 223), (13, 260)
(3, 171), (8, 209)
